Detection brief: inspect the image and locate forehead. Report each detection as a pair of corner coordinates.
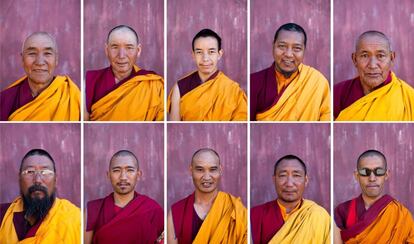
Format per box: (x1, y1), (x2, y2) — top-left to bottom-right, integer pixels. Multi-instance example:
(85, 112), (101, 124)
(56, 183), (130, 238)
(22, 155), (54, 169)
(192, 152), (219, 167)
(358, 155), (385, 168)
(108, 29), (137, 45)
(276, 159), (305, 172)
(356, 35), (389, 52)
(110, 155), (137, 168)
(275, 30), (305, 45)
(193, 36), (219, 49)
(23, 34), (56, 51)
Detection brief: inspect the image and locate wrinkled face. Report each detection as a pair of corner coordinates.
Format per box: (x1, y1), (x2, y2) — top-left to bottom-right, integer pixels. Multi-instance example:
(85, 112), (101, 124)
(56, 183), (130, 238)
(108, 155), (141, 195)
(106, 29), (141, 78)
(273, 30), (305, 76)
(352, 35), (394, 92)
(190, 152), (222, 194)
(354, 155), (388, 200)
(192, 36), (223, 77)
(21, 34), (58, 85)
(273, 159), (308, 205)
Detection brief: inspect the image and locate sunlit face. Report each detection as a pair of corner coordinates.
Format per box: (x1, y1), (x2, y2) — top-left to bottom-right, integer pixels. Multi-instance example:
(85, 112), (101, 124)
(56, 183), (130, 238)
(108, 155), (141, 195)
(273, 30), (305, 76)
(354, 155), (388, 201)
(21, 34), (58, 86)
(190, 152), (222, 194)
(192, 37), (223, 78)
(352, 35), (394, 93)
(273, 159), (308, 205)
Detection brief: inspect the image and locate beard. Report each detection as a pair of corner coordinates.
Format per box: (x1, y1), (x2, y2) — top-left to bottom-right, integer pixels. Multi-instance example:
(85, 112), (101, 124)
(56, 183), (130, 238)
(22, 184), (56, 223)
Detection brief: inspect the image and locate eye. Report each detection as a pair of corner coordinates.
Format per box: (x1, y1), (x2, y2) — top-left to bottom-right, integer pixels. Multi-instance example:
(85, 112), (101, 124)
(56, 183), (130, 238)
(293, 47), (302, 52)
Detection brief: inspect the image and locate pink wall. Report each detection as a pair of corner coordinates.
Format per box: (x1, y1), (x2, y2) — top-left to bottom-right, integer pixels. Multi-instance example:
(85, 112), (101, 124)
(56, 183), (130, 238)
(250, 123), (331, 212)
(167, 123), (247, 209)
(334, 0), (414, 85)
(251, 0), (330, 79)
(0, 0), (81, 90)
(334, 123), (414, 213)
(84, 123), (164, 207)
(0, 124), (80, 207)
(167, 0), (247, 92)
(84, 0), (164, 76)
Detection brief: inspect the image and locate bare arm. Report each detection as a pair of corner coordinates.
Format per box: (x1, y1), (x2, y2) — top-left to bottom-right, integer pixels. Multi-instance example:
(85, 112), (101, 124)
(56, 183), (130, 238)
(169, 83), (181, 121)
(334, 223), (343, 244)
(167, 209), (178, 244)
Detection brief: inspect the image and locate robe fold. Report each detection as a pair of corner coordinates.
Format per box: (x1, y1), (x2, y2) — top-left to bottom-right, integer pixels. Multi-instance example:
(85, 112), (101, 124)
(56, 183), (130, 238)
(171, 191), (247, 244)
(0, 197), (80, 244)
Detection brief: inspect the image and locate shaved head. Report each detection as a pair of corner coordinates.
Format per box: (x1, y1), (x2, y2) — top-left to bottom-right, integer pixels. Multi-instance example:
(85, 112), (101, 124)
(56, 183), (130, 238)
(107, 25), (139, 45)
(22, 32), (58, 54)
(355, 30), (391, 52)
(357, 149), (387, 169)
(109, 150), (139, 169)
(191, 148), (220, 165)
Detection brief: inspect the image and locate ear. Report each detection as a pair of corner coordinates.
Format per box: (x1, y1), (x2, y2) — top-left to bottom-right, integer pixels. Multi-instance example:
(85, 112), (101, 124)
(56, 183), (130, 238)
(136, 43), (142, 59)
(106, 170), (110, 180)
(390, 51), (395, 64)
(105, 43), (109, 59)
(219, 164), (223, 175)
(353, 170), (359, 182)
(191, 50), (196, 62)
(352, 53), (357, 67)
(304, 175), (309, 187)
(384, 169), (390, 181)
(136, 169), (142, 180)
(189, 164), (193, 176)
(218, 49), (223, 60)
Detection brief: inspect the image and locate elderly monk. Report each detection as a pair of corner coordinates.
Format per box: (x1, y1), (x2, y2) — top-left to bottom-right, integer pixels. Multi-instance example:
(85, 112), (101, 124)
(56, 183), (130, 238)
(334, 31), (414, 121)
(0, 32), (80, 121)
(167, 148), (247, 243)
(85, 150), (163, 244)
(85, 25), (164, 121)
(250, 23), (330, 121)
(334, 150), (414, 243)
(168, 29), (247, 121)
(251, 155), (330, 244)
(0, 149), (80, 243)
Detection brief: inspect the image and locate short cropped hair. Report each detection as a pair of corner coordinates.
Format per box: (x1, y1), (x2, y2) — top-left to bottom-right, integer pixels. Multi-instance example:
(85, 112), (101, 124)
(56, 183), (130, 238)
(110, 150), (139, 169)
(357, 149), (387, 169)
(107, 24), (139, 44)
(191, 148), (221, 165)
(20, 149), (56, 173)
(273, 23), (307, 47)
(192, 29), (222, 51)
(273, 154), (307, 176)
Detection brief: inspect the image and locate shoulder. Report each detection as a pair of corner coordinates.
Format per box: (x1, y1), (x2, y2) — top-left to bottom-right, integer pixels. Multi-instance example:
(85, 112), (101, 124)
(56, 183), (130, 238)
(87, 197), (105, 211)
(139, 194), (163, 211)
(171, 194), (192, 210)
(57, 198), (80, 213)
(304, 199), (330, 218)
(334, 78), (354, 92)
(251, 66), (270, 81)
(85, 67), (110, 84)
(0, 202), (12, 223)
(251, 200), (275, 218)
(177, 71), (198, 84)
(300, 64), (329, 84)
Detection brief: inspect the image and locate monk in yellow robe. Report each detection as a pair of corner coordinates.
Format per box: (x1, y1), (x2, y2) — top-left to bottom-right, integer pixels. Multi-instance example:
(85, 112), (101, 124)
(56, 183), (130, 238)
(85, 25), (164, 121)
(334, 30), (414, 121)
(0, 149), (81, 243)
(250, 23), (330, 121)
(168, 29), (247, 121)
(0, 32), (80, 121)
(167, 148), (247, 243)
(251, 155), (330, 244)
(334, 150), (414, 243)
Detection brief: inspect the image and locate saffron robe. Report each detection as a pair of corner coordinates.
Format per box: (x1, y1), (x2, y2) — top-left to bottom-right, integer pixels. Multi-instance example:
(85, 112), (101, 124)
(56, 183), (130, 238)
(335, 72), (414, 121)
(250, 63), (330, 121)
(168, 71), (247, 121)
(251, 199), (330, 244)
(86, 65), (164, 121)
(171, 191), (247, 243)
(0, 197), (81, 244)
(0, 75), (80, 121)
(87, 192), (164, 244)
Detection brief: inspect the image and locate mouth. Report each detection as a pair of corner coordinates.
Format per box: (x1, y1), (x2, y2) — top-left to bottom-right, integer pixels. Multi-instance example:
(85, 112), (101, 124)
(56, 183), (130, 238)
(281, 60), (294, 66)
(366, 185), (379, 189)
(201, 182), (213, 188)
(32, 69), (48, 73)
(365, 73), (382, 78)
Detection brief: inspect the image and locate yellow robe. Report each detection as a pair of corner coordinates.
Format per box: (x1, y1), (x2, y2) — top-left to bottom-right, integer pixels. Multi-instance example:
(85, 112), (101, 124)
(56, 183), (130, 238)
(193, 191), (247, 244)
(90, 66), (164, 121)
(7, 75), (80, 121)
(168, 71), (247, 121)
(336, 72), (414, 121)
(256, 64), (331, 121)
(269, 199), (331, 244)
(0, 197), (81, 244)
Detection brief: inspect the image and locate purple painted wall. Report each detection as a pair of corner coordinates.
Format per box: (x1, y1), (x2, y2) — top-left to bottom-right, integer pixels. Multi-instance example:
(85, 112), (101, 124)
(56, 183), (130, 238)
(334, 0), (414, 85)
(167, 123), (247, 209)
(84, 123), (164, 207)
(250, 123), (331, 212)
(167, 0), (247, 92)
(334, 123), (414, 213)
(84, 0), (164, 76)
(0, 124), (80, 207)
(251, 0), (330, 79)
(0, 0), (81, 90)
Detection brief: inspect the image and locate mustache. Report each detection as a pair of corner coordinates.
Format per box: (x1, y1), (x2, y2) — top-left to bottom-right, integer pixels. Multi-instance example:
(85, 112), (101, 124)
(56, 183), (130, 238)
(28, 184), (48, 195)
(22, 184), (56, 223)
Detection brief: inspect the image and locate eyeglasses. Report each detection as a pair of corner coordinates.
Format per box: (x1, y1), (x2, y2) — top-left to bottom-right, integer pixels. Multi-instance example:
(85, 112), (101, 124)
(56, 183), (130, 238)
(21, 169), (55, 178)
(357, 167), (386, 177)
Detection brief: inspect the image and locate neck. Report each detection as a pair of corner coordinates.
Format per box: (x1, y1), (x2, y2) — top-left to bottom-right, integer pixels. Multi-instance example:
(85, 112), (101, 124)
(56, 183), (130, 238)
(274, 66), (295, 79)
(277, 198), (301, 213)
(113, 69), (132, 83)
(198, 69), (217, 83)
(28, 78), (53, 97)
(194, 190), (218, 205)
(362, 194), (383, 210)
(113, 191), (135, 208)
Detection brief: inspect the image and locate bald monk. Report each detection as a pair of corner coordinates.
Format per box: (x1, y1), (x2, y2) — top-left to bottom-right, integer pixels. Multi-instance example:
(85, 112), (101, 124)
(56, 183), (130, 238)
(250, 23), (330, 121)
(85, 25), (164, 121)
(85, 150), (163, 244)
(0, 32), (80, 121)
(334, 31), (414, 121)
(167, 148), (247, 243)
(334, 150), (414, 243)
(251, 155), (330, 244)
(168, 29), (247, 121)
(0, 149), (80, 243)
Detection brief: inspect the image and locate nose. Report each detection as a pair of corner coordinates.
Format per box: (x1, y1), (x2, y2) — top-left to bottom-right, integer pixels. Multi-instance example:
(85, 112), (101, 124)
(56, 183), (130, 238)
(202, 172), (212, 180)
(284, 48), (294, 57)
(367, 56), (378, 68)
(120, 170), (128, 180)
(33, 172), (43, 183)
(34, 54), (46, 65)
(285, 176), (295, 186)
(118, 48), (126, 58)
(368, 172), (376, 181)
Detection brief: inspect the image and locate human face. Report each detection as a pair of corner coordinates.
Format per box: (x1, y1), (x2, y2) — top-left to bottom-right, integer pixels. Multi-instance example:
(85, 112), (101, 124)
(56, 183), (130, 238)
(108, 155), (141, 195)
(352, 35), (394, 93)
(192, 37), (223, 78)
(21, 34), (58, 85)
(19, 155), (56, 200)
(273, 159), (308, 205)
(273, 30), (305, 76)
(354, 155), (388, 201)
(106, 29), (141, 79)
(190, 153), (222, 194)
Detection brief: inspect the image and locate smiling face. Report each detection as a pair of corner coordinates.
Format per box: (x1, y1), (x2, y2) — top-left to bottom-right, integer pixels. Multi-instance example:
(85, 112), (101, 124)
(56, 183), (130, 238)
(192, 36), (223, 80)
(190, 151), (222, 194)
(354, 155), (388, 201)
(273, 30), (305, 77)
(108, 155), (141, 196)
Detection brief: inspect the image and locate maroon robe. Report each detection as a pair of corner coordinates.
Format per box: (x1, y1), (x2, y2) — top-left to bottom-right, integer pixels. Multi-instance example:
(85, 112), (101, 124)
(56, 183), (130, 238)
(334, 194), (393, 241)
(177, 70), (219, 97)
(85, 67), (156, 113)
(87, 192), (163, 244)
(0, 78), (34, 121)
(333, 72), (391, 119)
(250, 200), (285, 244)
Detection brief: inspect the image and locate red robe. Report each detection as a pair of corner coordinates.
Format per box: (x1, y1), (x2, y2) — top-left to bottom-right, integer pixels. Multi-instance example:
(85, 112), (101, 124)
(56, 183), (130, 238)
(250, 200), (284, 244)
